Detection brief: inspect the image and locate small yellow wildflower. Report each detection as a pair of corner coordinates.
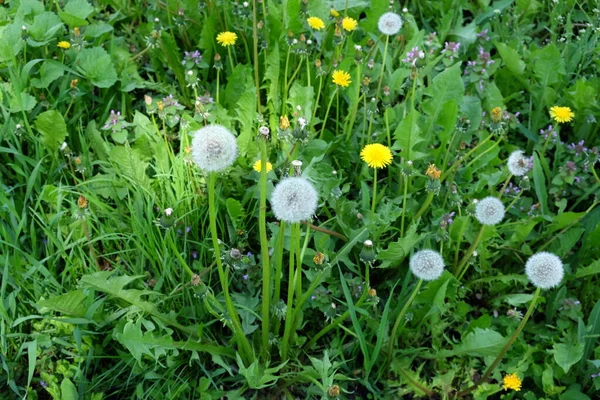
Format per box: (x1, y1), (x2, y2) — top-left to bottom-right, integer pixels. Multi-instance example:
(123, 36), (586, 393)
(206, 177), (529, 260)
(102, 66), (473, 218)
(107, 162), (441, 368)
(327, 385), (341, 397)
(342, 17), (358, 32)
(280, 115), (290, 130)
(332, 70), (351, 87)
(313, 252), (325, 265)
(502, 373), (522, 391)
(252, 160), (273, 173)
(57, 41), (71, 49)
(73, 27), (80, 36)
(307, 16), (325, 30)
(360, 144), (393, 169)
(426, 164), (442, 180)
(216, 31), (237, 46)
(368, 288), (377, 297)
(330, 8), (340, 18)
(77, 195), (88, 209)
(549, 106), (574, 123)
(491, 107), (502, 123)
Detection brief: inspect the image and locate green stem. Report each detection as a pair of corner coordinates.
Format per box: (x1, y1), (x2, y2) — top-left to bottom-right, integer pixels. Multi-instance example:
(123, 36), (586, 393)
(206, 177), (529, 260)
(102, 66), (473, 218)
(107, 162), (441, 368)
(387, 279), (423, 358)
(259, 139), (270, 358)
(281, 222), (299, 359)
(282, 47), (291, 115)
(400, 174), (409, 236)
(456, 287), (541, 398)
(208, 173), (253, 364)
(319, 89), (337, 139)
(498, 174), (513, 199)
(371, 168), (378, 215)
(464, 138), (501, 170)
(216, 69), (220, 104)
(273, 221), (286, 334)
(296, 223), (310, 300)
(252, 0), (261, 114)
(375, 35), (389, 99)
(306, 55), (311, 87)
(344, 63), (362, 142)
(412, 192), (434, 223)
(454, 225), (485, 280)
(227, 46), (236, 73)
(440, 134), (494, 181)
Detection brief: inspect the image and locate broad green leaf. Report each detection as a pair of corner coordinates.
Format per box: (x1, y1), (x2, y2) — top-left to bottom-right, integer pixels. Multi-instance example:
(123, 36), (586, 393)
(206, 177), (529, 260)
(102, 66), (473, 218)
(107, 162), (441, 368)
(59, 0), (94, 26)
(31, 60), (66, 88)
(288, 83), (314, 126)
(60, 378), (78, 400)
(533, 44), (565, 87)
(450, 328), (505, 357)
(27, 11), (63, 46)
(226, 198), (243, 221)
(37, 290), (87, 317)
(9, 92), (37, 113)
(552, 342), (584, 373)
(0, 23), (25, 63)
(495, 42), (526, 75)
(422, 63), (465, 138)
(35, 110), (68, 152)
(575, 259), (600, 279)
(76, 47), (118, 88)
(234, 77), (257, 158)
(532, 152), (548, 214)
(225, 64), (250, 108)
(377, 224), (423, 268)
(392, 108), (426, 160)
(502, 293), (533, 306)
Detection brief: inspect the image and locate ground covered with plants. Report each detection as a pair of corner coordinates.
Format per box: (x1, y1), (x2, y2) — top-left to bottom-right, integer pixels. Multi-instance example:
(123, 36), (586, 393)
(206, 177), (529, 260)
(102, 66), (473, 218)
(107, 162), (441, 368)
(1, 0), (600, 399)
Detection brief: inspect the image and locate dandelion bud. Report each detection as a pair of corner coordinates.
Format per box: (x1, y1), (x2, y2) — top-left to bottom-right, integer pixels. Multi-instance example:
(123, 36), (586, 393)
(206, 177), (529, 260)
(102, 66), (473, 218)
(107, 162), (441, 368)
(258, 126), (270, 138)
(70, 79), (79, 89)
(77, 195), (88, 209)
(525, 252), (564, 289)
(378, 12), (403, 36)
(291, 160), (303, 176)
(409, 250), (445, 281)
(475, 196), (505, 225)
(313, 251), (325, 265)
(271, 177), (318, 223)
(279, 115), (290, 130)
(191, 274), (201, 286)
(229, 248), (242, 260)
(507, 150), (531, 176)
(425, 164), (442, 180)
(368, 288), (377, 297)
(315, 59), (322, 68)
(360, 239), (376, 262)
(328, 385), (341, 397)
(144, 94), (153, 105)
(491, 107), (502, 123)
(191, 124), (238, 172)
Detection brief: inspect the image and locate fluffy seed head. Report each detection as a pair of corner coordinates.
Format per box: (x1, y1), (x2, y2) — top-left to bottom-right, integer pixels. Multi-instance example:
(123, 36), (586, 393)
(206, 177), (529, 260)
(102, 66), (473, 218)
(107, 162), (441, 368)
(271, 177), (318, 223)
(409, 250), (445, 281)
(475, 197), (505, 225)
(378, 12), (403, 36)
(525, 252), (564, 289)
(191, 124), (238, 172)
(507, 150), (531, 176)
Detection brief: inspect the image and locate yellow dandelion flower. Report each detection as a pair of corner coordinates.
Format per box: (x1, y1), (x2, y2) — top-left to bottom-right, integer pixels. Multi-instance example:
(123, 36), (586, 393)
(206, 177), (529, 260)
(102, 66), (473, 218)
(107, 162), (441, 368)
(342, 17), (358, 32)
(280, 115), (290, 130)
(253, 160), (273, 173)
(330, 8), (340, 18)
(502, 373), (522, 391)
(307, 16), (325, 30)
(426, 164), (442, 180)
(549, 106), (574, 123)
(57, 41), (71, 49)
(360, 144), (393, 169)
(216, 31), (237, 47)
(491, 107), (502, 123)
(332, 70), (351, 87)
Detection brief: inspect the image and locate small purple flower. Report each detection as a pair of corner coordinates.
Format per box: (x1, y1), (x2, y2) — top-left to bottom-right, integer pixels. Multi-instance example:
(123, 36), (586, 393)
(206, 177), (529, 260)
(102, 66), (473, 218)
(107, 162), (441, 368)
(440, 212), (456, 229)
(311, 295), (316, 300)
(402, 46), (425, 66)
(191, 251), (198, 259)
(197, 94), (214, 105)
(242, 274), (249, 280)
(567, 140), (588, 156)
(441, 41), (461, 60)
(182, 50), (202, 65)
(574, 176), (581, 183)
(565, 161), (577, 174)
(186, 226), (191, 233)
(476, 29), (490, 41)
(40, 380), (48, 388)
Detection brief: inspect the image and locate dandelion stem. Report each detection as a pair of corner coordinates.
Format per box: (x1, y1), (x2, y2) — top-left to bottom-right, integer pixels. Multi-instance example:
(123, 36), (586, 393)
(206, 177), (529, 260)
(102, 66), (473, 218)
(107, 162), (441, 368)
(272, 221), (286, 334)
(281, 222), (300, 359)
(440, 134), (494, 181)
(376, 35), (390, 100)
(296, 222), (311, 301)
(216, 69), (220, 104)
(320, 89), (337, 139)
(252, 0), (262, 114)
(259, 138), (271, 359)
(344, 64), (362, 142)
(208, 173), (253, 365)
(498, 173), (513, 199)
(387, 279), (423, 360)
(227, 46), (235, 74)
(456, 287), (541, 398)
(371, 168), (378, 214)
(412, 192), (434, 223)
(454, 225), (485, 280)
(400, 174), (409, 236)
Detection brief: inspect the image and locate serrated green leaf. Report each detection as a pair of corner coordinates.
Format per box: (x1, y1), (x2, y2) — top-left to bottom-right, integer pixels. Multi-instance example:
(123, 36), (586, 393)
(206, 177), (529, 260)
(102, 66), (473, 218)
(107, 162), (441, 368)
(533, 44), (565, 87)
(59, 0), (94, 27)
(450, 328), (505, 357)
(31, 60), (66, 88)
(35, 110), (68, 152)
(422, 63), (465, 138)
(533, 152), (548, 214)
(76, 47), (117, 88)
(115, 320), (174, 364)
(37, 290), (87, 317)
(9, 92), (37, 113)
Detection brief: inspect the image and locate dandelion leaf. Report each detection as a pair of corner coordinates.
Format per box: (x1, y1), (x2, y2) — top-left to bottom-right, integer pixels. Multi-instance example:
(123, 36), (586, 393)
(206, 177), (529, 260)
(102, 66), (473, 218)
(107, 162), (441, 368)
(35, 110), (68, 152)
(76, 47), (117, 88)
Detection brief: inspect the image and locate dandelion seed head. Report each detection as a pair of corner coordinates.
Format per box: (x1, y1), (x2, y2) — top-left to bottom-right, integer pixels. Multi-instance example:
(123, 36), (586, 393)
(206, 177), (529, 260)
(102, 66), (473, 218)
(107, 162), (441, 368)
(507, 150), (531, 176)
(525, 252), (564, 289)
(409, 250), (445, 281)
(271, 177), (318, 223)
(475, 196), (505, 225)
(378, 12), (402, 36)
(191, 124), (238, 172)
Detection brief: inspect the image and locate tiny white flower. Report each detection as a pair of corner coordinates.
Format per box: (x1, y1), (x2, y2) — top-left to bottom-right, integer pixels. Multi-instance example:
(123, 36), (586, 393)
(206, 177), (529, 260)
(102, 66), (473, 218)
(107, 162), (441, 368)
(402, 7), (408, 13)
(164, 208), (173, 216)
(364, 239), (373, 247)
(60, 142), (68, 151)
(306, 39), (312, 45)
(298, 117), (307, 128)
(354, 44), (362, 51)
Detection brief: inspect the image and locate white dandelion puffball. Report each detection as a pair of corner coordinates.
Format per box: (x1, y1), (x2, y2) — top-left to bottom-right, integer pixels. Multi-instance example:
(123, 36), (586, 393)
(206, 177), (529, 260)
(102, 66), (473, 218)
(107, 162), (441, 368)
(525, 252), (564, 289)
(271, 177), (318, 223)
(378, 12), (403, 36)
(191, 124), (238, 172)
(409, 250), (445, 281)
(507, 150), (531, 176)
(475, 197), (505, 225)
